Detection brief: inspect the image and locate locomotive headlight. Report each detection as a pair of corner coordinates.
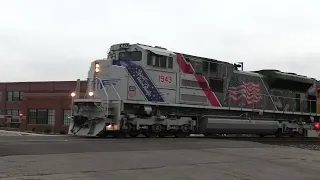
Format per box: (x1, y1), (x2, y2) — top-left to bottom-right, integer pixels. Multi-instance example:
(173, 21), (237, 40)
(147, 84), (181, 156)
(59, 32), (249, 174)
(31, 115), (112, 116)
(88, 91), (94, 96)
(95, 63), (100, 72)
(106, 124), (119, 131)
(71, 92), (76, 97)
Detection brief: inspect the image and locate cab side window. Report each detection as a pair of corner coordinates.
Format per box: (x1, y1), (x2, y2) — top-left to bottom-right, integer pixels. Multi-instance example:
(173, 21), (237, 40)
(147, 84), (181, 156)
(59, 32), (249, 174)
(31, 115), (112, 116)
(147, 53), (173, 69)
(119, 51), (142, 61)
(193, 61), (203, 74)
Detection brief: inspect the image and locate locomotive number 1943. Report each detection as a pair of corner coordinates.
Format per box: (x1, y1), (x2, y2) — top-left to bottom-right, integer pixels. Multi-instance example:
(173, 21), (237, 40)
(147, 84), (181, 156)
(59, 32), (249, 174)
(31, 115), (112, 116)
(158, 74), (172, 83)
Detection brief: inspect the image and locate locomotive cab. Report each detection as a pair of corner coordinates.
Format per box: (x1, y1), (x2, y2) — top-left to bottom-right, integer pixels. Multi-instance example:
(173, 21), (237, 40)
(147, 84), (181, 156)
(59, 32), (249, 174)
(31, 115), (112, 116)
(68, 43), (178, 137)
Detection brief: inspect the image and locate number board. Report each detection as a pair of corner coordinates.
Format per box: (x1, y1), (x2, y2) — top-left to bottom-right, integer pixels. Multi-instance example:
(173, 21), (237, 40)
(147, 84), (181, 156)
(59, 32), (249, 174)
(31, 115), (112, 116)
(158, 74), (172, 83)
(119, 43), (130, 48)
(147, 70), (176, 88)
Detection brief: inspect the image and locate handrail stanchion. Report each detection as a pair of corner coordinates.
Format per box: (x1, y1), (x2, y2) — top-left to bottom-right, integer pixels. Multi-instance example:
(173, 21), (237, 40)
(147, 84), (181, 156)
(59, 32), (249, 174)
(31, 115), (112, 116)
(96, 77), (109, 118)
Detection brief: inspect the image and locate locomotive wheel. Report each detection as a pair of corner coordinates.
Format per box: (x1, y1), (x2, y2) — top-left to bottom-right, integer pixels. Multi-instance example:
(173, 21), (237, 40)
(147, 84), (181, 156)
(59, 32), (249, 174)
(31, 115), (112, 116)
(125, 124), (140, 138)
(180, 125), (190, 133)
(174, 125), (190, 138)
(144, 124), (162, 138)
(151, 124), (162, 132)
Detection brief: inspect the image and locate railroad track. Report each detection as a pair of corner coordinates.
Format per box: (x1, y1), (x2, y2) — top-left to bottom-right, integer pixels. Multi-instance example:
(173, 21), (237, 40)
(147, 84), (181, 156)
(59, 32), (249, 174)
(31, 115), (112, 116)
(108, 135), (320, 143)
(208, 136), (320, 145)
(82, 134), (320, 150)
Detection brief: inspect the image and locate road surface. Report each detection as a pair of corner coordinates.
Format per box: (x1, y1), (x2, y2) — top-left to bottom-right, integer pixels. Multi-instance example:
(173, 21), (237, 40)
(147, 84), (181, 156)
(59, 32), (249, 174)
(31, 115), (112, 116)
(0, 132), (319, 180)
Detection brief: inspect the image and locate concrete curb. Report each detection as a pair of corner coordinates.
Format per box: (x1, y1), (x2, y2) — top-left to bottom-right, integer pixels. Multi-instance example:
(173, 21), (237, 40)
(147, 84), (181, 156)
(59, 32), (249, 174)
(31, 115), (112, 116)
(0, 130), (68, 136)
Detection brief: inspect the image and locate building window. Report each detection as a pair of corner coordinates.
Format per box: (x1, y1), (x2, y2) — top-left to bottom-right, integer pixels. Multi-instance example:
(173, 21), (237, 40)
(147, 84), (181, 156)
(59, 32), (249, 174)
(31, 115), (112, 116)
(28, 109), (55, 125)
(7, 91), (23, 101)
(63, 109), (72, 125)
(0, 92), (2, 102)
(48, 109), (55, 125)
(6, 109), (21, 123)
(7, 91), (12, 101)
(6, 109), (21, 116)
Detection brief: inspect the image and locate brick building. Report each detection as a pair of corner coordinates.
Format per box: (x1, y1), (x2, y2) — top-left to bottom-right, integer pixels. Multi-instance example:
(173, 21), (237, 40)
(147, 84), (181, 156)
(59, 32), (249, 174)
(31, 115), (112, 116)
(318, 82), (320, 113)
(0, 80), (87, 134)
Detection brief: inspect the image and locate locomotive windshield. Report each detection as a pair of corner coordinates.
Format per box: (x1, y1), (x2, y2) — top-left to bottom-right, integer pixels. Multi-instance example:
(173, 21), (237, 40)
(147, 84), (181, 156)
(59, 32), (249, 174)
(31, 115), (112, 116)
(118, 51), (142, 61)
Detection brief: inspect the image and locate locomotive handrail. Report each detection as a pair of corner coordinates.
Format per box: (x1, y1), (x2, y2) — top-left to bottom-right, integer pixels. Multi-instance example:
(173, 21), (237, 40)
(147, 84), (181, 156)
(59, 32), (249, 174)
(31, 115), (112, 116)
(226, 91), (318, 115)
(259, 76), (279, 111)
(228, 91), (316, 102)
(95, 77), (109, 118)
(111, 83), (121, 101)
(227, 91), (317, 102)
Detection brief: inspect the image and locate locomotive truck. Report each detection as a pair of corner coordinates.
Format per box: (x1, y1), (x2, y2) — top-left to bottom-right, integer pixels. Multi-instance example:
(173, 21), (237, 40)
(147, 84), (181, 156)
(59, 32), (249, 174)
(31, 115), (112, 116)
(68, 43), (320, 138)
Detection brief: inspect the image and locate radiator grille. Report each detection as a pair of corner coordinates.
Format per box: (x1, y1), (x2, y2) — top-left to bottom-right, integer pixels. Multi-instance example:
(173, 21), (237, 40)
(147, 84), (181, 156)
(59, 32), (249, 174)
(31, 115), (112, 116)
(181, 94), (207, 102)
(181, 79), (207, 88)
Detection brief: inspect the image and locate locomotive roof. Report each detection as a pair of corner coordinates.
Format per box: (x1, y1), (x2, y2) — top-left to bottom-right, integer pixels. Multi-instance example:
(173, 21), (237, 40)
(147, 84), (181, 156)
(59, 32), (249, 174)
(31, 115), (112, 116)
(136, 44), (176, 57)
(236, 70), (264, 77)
(180, 53), (232, 65)
(135, 43), (231, 65)
(118, 43), (316, 83)
(255, 69), (315, 80)
(255, 69), (315, 88)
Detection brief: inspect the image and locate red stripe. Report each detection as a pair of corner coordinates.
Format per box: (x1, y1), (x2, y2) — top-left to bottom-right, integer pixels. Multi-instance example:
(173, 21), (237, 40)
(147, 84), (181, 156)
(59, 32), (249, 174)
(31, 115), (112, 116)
(175, 53), (221, 107)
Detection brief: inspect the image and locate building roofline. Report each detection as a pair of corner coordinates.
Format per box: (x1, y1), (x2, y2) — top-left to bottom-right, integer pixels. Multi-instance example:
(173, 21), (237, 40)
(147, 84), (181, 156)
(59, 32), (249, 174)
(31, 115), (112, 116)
(0, 80), (87, 84)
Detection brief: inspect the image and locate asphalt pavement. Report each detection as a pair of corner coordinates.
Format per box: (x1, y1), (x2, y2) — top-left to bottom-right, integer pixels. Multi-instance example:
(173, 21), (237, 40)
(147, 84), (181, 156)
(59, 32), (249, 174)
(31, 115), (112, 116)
(0, 132), (319, 180)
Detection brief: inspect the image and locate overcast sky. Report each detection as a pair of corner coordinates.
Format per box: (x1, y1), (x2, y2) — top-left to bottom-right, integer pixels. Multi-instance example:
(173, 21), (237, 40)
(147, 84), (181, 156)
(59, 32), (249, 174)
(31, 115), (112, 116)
(1, 0), (319, 82)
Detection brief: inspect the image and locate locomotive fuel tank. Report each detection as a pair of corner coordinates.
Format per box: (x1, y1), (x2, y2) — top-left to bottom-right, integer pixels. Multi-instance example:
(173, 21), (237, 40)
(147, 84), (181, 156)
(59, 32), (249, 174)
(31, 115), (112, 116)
(198, 117), (280, 135)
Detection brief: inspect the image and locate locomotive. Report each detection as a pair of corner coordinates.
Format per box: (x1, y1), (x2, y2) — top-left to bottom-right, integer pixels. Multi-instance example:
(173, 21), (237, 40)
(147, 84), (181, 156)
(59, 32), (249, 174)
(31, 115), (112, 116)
(68, 43), (320, 138)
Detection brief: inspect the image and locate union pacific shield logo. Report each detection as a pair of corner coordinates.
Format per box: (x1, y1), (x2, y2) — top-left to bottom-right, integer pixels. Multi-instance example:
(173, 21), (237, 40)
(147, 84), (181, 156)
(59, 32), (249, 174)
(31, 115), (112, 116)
(128, 86), (136, 97)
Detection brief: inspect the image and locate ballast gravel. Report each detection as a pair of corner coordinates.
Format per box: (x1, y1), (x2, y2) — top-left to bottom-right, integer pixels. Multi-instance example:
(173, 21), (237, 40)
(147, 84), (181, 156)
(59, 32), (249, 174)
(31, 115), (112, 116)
(279, 144), (320, 151)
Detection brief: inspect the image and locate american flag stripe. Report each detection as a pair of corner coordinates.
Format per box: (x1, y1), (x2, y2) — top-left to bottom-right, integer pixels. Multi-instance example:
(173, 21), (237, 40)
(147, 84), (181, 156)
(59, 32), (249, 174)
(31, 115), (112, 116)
(228, 95), (261, 105)
(225, 75), (262, 106)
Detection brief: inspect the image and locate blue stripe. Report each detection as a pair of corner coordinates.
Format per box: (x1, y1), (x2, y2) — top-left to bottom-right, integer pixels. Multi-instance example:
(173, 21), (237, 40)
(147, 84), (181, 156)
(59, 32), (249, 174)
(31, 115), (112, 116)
(113, 60), (165, 102)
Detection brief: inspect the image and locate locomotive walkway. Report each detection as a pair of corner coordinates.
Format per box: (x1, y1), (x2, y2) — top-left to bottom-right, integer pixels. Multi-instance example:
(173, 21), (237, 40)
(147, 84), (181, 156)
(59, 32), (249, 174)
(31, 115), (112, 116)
(0, 135), (319, 180)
